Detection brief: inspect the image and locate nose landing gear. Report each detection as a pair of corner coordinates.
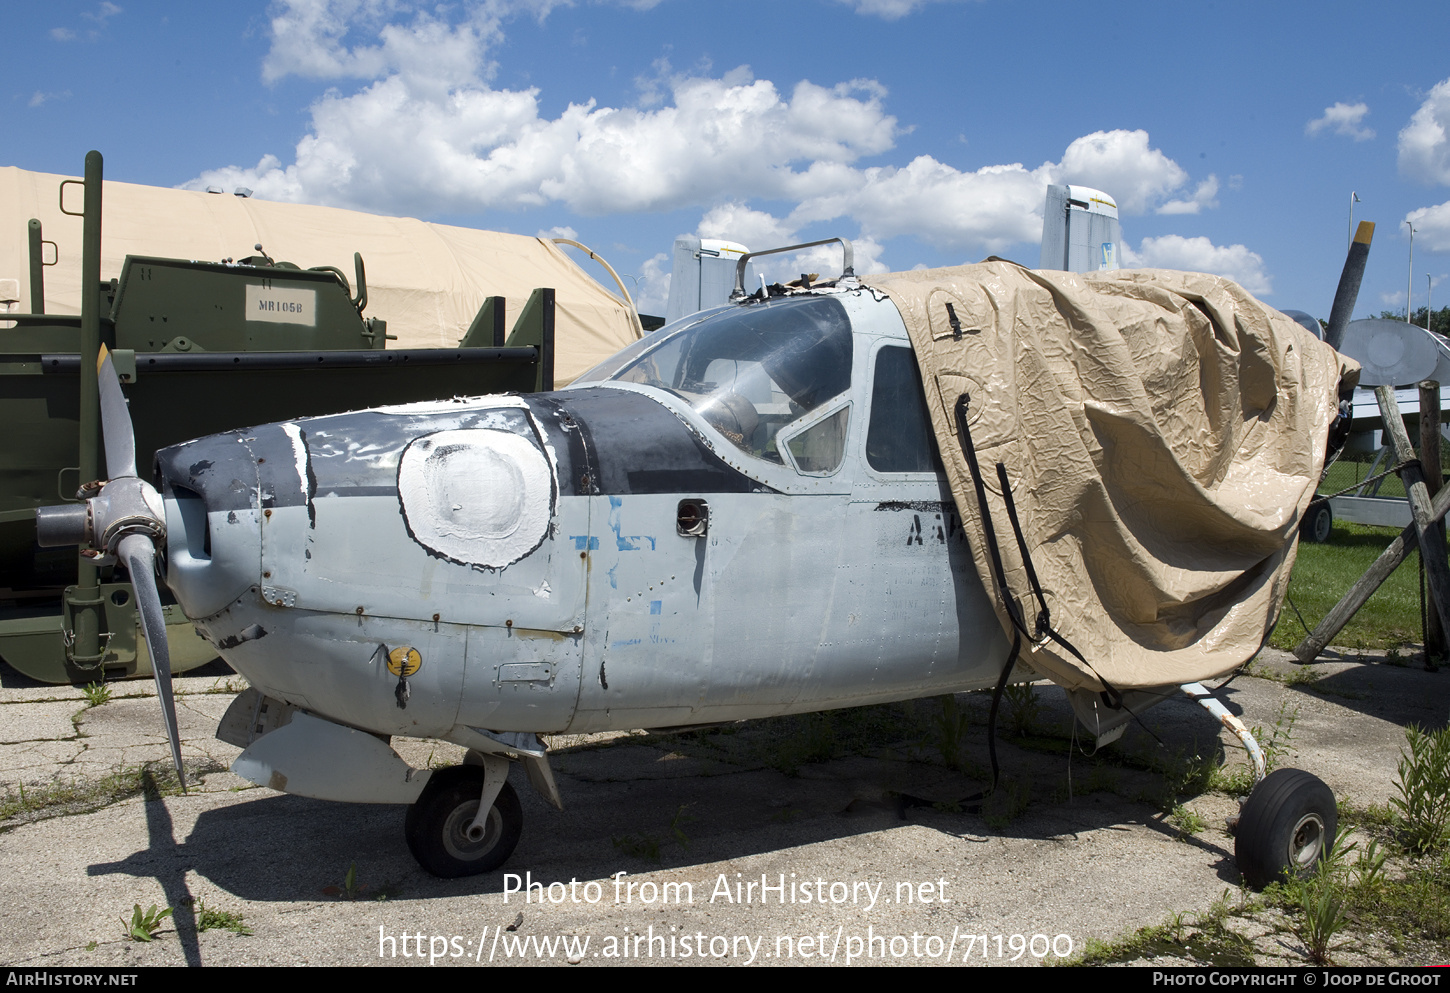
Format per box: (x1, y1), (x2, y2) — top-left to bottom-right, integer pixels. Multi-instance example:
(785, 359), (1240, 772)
(405, 765), (524, 878)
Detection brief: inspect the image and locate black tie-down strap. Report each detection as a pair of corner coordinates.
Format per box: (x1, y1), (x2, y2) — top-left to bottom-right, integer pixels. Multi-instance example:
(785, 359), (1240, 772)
(898, 392), (1126, 817)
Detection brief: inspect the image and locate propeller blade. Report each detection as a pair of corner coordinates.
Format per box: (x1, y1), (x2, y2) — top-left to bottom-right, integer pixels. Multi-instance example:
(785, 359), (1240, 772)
(117, 532), (186, 793)
(1325, 221), (1374, 352)
(96, 345), (137, 480)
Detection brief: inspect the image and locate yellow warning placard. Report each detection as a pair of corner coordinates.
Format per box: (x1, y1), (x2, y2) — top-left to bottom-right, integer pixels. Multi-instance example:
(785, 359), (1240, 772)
(387, 647), (422, 677)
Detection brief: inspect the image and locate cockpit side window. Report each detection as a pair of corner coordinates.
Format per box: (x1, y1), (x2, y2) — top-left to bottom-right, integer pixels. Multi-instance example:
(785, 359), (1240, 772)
(866, 345), (942, 474)
(602, 296), (854, 464)
(783, 405), (851, 475)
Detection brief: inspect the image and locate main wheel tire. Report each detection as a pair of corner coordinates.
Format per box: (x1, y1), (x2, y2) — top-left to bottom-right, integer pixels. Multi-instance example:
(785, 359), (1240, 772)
(1300, 500), (1333, 544)
(1235, 768), (1336, 889)
(405, 766), (522, 878)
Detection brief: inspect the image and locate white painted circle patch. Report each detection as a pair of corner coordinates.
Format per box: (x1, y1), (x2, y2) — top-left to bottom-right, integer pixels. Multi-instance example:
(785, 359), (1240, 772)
(397, 428), (554, 569)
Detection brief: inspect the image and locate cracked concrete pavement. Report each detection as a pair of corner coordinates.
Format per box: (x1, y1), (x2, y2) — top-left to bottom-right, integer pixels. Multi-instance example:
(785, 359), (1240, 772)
(0, 647), (1444, 967)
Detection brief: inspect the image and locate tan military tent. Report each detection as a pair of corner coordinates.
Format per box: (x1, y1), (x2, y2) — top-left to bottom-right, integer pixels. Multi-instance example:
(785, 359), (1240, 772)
(0, 165), (639, 384)
(868, 262), (1357, 698)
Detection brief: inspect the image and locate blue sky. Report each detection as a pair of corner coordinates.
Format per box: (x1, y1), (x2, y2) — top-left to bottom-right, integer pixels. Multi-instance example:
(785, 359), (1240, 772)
(7, 0), (1450, 320)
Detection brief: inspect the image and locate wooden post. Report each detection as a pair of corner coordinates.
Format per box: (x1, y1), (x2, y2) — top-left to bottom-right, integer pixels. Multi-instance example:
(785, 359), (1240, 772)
(1422, 381), (1447, 661)
(1378, 385), (1450, 642)
(1294, 481), (1450, 660)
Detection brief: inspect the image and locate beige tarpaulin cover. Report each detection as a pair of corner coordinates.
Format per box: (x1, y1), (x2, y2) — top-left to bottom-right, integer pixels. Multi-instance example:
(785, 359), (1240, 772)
(866, 262), (1358, 693)
(0, 166), (639, 384)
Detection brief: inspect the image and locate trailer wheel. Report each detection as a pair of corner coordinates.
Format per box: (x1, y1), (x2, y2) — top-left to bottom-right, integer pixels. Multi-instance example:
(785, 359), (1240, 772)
(1235, 768), (1336, 889)
(1300, 500), (1333, 544)
(405, 766), (522, 877)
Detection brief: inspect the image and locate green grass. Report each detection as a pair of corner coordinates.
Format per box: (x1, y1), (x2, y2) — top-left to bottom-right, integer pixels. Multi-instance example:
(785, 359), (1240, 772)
(1391, 725), (1450, 854)
(184, 897), (253, 936)
(639, 701), (930, 777)
(1, 760), (225, 829)
(1070, 824), (1450, 966)
(1319, 459), (1409, 500)
(1270, 521), (1422, 651)
(1075, 723), (1450, 966)
(1066, 893), (1258, 966)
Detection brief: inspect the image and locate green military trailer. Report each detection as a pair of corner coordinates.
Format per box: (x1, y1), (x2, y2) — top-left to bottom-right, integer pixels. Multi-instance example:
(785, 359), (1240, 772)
(1, 152), (561, 684)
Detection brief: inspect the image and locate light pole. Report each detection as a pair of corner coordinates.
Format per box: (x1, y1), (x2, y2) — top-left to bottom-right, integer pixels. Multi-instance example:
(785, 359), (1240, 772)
(1350, 191), (1360, 248)
(1407, 220), (1417, 323)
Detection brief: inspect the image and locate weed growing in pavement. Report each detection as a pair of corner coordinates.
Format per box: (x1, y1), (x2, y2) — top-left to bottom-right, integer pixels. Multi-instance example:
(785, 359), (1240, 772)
(981, 778), (1031, 831)
(1282, 667), (1320, 688)
(1288, 837), (1353, 965)
(1002, 682), (1042, 738)
(183, 897), (253, 936)
(120, 904), (172, 942)
(1207, 701), (1301, 797)
(1, 760), (225, 829)
(1170, 803), (1207, 839)
(1352, 838), (1389, 891)
(1081, 763), (1119, 794)
(612, 804), (694, 863)
(82, 682), (111, 707)
(669, 804), (693, 850)
(748, 713), (841, 777)
(1062, 902), (1256, 967)
(1297, 882), (1346, 965)
(1259, 700), (1300, 773)
(323, 863), (367, 900)
(928, 694), (972, 770)
(612, 833), (662, 863)
(1391, 724), (1450, 854)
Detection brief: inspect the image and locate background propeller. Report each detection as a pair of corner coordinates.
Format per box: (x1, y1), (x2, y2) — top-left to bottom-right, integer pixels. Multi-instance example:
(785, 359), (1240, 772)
(1325, 221), (1374, 351)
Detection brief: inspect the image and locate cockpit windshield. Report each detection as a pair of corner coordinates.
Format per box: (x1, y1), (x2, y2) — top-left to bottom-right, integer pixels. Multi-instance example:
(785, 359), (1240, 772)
(576, 296), (853, 465)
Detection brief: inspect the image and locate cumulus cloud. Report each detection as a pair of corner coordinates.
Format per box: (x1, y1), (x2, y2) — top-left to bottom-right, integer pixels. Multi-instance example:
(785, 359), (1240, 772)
(831, 0), (975, 17)
(774, 129), (1201, 256)
(49, 1), (122, 43)
(1134, 235), (1271, 295)
(693, 204), (886, 285)
(1407, 201), (1450, 252)
(789, 157), (1049, 253)
(28, 90), (72, 108)
(1054, 130), (1188, 214)
(1400, 79), (1450, 186)
(1158, 175), (1219, 215)
(259, 0), (548, 86)
(632, 251), (672, 316)
(1306, 102), (1374, 141)
(190, 33), (898, 219)
(189, 4), (1219, 271)
(698, 203), (797, 248)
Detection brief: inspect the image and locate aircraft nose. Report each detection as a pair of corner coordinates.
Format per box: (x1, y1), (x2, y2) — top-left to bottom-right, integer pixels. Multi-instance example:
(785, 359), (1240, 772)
(156, 423), (306, 619)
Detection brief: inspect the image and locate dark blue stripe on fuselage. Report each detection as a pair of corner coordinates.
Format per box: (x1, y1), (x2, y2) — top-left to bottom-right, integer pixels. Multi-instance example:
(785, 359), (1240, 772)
(154, 386), (769, 515)
(531, 388), (769, 496)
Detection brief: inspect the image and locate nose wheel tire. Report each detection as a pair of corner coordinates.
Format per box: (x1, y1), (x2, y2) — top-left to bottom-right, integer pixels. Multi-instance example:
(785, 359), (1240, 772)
(405, 766), (523, 878)
(1234, 768), (1336, 889)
